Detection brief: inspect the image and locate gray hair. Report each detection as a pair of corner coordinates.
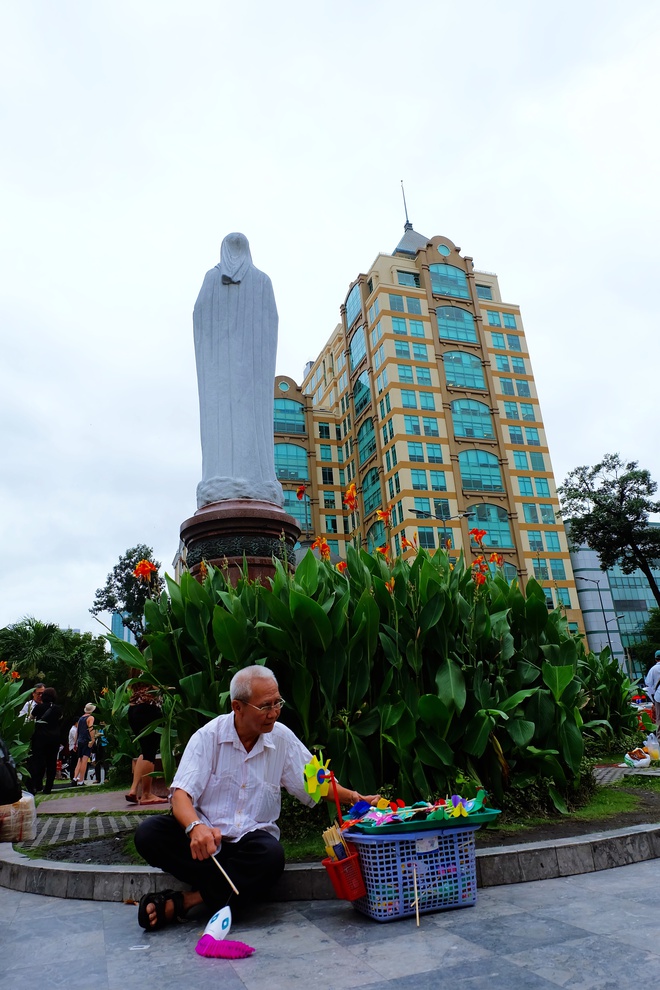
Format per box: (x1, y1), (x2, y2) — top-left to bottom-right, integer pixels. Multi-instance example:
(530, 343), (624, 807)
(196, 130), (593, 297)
(230, 666), (277, 703)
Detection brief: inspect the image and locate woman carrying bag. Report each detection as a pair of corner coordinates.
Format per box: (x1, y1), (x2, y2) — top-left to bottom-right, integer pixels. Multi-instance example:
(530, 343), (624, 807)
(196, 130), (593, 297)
(73, 703), (96, 785)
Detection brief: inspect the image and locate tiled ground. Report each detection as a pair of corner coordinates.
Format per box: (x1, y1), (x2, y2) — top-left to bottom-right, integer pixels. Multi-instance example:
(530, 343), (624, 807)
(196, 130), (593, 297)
(2, 859), (659, 990)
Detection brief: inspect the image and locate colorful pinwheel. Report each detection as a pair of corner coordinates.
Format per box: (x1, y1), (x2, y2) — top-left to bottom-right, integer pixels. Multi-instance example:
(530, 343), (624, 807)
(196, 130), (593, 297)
(304, 754), (331, 804)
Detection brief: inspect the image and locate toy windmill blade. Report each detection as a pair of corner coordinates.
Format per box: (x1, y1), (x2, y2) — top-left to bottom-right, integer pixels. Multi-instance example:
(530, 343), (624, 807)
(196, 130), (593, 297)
(304, 754), (331, 803)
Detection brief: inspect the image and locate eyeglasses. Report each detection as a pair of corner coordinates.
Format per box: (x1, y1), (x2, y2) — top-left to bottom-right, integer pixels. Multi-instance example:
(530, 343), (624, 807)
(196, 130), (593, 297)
(243, 699), (285, 713)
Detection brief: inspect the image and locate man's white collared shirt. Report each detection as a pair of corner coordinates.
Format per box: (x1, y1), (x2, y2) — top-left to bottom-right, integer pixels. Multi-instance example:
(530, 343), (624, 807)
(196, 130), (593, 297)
(170, 714), (315, 840)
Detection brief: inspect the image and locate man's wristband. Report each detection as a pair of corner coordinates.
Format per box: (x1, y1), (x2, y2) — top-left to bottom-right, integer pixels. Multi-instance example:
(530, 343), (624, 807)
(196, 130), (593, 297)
(185, 819), (203, 837)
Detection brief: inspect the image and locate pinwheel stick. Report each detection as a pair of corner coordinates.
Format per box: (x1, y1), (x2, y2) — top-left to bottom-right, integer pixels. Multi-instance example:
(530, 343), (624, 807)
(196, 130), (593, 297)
(322, 770), (343, 825)
(212, 854), (240, 896)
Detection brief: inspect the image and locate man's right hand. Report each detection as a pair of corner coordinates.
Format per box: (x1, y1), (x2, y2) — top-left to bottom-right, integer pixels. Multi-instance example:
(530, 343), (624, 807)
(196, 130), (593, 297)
(189, 822), (222, 861)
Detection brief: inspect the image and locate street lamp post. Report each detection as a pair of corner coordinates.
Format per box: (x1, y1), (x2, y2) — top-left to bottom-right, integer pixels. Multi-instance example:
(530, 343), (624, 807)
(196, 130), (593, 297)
(409, 507), (474, 548)
(576, 575), (618, 655)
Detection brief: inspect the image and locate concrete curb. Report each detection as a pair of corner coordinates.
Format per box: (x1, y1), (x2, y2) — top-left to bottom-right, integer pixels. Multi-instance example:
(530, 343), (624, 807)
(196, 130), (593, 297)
(2, 822), (659, 902)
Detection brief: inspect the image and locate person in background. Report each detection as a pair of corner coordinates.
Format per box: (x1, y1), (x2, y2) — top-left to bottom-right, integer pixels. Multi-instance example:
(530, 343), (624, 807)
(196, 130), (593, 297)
(73, 703), (96, 785)
(19, 683), (44, 718)
(67, 719), (78, 782)
(125, 681), (167, 805)
(30, 687), (63, 794)
(644, 650), (660, 728)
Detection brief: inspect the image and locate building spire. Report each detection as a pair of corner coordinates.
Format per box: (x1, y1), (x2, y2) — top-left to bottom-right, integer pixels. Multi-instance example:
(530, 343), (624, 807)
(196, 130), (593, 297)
(401, 180), (412, 230)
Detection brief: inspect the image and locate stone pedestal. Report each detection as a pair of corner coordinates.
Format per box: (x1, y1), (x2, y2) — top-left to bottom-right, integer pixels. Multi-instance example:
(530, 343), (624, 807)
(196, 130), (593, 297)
(180, 499), (300, 584)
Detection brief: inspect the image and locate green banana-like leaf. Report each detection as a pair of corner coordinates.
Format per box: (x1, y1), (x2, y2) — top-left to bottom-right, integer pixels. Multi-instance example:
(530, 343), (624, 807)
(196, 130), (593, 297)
(435, 658), (466, 714)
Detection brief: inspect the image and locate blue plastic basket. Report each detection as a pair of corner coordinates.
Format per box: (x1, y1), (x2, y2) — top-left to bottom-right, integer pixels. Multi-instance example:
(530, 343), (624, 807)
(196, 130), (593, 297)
(348, 826), (478, 922)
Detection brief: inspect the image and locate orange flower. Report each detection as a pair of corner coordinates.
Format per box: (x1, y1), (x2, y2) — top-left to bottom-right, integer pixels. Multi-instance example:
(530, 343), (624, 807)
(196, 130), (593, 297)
(469, 528), (487, 545)
(296, 484), (307, 500)
(11, 670), (20, 680)
(0, 661), (7, 674)
(101, 687), (109, 696)
(199, 561), (208, 580)
(375, 544), (390, 560)
(385, 577), (395, 595)
(311, 536), (331, 561)
(133, 559), (158, 581)
(401, 535), (417, 551)
(489, 552), (504, 566)
(445, 537), (452, 550)
(473, 571), (487, 586)
(376, 507), (392, 527)
(343, 483), (358, 512)
(336, 560), (348, 574)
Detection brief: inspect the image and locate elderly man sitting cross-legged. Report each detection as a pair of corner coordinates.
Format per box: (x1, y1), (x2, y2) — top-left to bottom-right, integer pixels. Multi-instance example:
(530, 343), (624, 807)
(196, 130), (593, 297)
(134, 665), (378, 930)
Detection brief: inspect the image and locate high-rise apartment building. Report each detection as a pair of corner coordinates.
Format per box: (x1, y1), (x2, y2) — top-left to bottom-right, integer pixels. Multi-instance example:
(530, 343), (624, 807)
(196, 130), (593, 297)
(274, 223), (582, 629)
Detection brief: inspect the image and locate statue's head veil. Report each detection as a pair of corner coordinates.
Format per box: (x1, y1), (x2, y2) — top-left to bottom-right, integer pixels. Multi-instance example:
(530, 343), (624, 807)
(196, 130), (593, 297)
(219, 232), (253, 283)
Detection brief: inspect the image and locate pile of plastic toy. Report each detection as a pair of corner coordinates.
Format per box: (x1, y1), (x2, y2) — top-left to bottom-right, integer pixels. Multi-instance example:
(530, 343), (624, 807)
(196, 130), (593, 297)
(343, 788), (490, 829)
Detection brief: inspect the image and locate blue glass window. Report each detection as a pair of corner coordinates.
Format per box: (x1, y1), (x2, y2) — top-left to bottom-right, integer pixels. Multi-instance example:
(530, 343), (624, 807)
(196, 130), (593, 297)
(451, 399), (494, 439)
(407, 297), (422, 315)
(416, 367), (432, 386)
(528, 530), (543, 551)
(540, 504), (555, 524)
(395, 340), (410, 359)
(491, 332), (505, 349)
(275, 443), (309, 481)
(366, 519), (386, 552)
(409, 320), (425, 337)
(404, 415), (421, 435)
(429, 264), (470, 299)
(362, 468), (382, 515)
(535, 477), (550, 497)
(320, 444), (332, 461)
(430, 470), (446, 490)
(325, 516), (338, 534)
(357, 418), (376, 465)
(509, 426), (524, 445)
(437, 306), (478, 343)
(283, 489), (311, 531)
(470, 503), (514, 548)
(353, 371), (371, 418)
(419, 392), (435, 410)
(411, 469), (427, 490)
(414, 497), (431, 516)
(506, 333), (520, 349)
(525, 427), (540, 446)
(516, 380), (531, 397)
(550, 559), (566, 580)
(486, 311), (501, 327)
(349, 327), (366, 370)
(401, 390), (417, 408)
(533, 559), (549, 581)
(545, 531), (560, 552)
(503, 401), (519, 419)
(274, 398), (306, 434)
(518, 476), (533, 496)
(392, 317), (407, 335)
(412, 342), (427, 360)
(520, 403), (535, 421)
(443, 351), (485, 389)
(476, 284), (493, 300)
(345, 284), (361, 327)
(458, 450), (504, 491)
(530, 452), (545, 471)
(496, 355), (510, 373)
(418, 527), (435, 549)
(398, 364), (414, 383)
(513, 450), (529, 469)
(427, 444), (443, 463)
(408, 441), (424, 462)
(423, 417), (439, 436)
(499, 377), (515, 396)
(389, 294), (405, 312)
(523, 504), (539, 523)
(397, 271), (420, 287)
(511, 357), (526, 374)
(503, 314), (517, 329)
(556, 587), (571, 606)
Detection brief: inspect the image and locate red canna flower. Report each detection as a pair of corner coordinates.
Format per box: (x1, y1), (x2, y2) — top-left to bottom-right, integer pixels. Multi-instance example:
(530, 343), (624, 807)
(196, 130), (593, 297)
(489, 552), (504, 566)
(385, 577), (395, 595)
(133, 559), (158, 581)
(473, 571), (487, 586)
(343, 483), (358, 512)
(401, 535), (417, 551)
(311, 536), (331, 561)
(375, 544), (390, 560)
(11, 670), (20, 680)
(376, 507), (392, 526)
(296, 484), (307, 500)
(469, 528), (487, 545)
(336, 560), (348, 573)
(199, 561), (208, 580)
(445, 537), (452, 550)
(0, 661), (7, 674)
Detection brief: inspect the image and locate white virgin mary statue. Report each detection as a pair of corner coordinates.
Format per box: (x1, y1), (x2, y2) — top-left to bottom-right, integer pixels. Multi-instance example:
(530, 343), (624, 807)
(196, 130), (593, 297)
(193, 233), (284, 509)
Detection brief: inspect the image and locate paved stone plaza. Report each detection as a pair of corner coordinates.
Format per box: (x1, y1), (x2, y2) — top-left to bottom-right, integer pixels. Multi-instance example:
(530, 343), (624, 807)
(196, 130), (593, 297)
(2, 859), (660, 990)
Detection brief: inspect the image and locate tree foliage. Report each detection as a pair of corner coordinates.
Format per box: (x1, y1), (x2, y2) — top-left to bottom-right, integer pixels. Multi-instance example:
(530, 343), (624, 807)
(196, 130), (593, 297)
(558, 453), (660, 609)
(635, 607), (660, 672)
(90, 544), (164, 642)
(0, 617), (118, 729)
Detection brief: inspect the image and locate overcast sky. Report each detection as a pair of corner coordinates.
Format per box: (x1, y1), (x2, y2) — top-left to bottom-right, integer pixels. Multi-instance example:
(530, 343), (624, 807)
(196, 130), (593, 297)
(2, 1), (659, 636)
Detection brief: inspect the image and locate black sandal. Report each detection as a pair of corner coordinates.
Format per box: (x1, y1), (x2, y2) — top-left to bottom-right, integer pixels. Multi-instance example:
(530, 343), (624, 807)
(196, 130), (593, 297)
(138, 889), (187, 931)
